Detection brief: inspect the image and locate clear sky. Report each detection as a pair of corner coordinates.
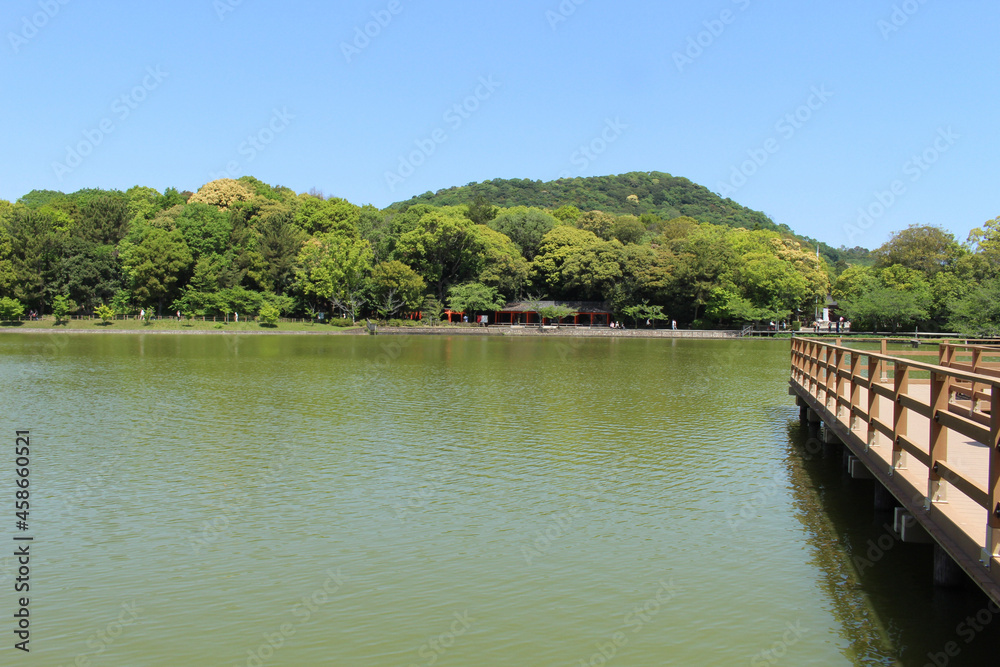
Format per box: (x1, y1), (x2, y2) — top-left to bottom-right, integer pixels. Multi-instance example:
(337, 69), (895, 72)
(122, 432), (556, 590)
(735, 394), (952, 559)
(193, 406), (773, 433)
(1, 0), (996, 249)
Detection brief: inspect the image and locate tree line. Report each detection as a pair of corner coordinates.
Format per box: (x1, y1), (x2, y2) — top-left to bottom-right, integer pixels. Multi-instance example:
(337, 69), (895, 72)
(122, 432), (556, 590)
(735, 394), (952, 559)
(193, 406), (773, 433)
(0, 176), (995, 333)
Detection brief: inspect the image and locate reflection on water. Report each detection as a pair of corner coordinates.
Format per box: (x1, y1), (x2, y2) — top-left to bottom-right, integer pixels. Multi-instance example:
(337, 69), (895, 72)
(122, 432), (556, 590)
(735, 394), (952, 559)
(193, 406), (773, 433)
(784, 418), (1000, 666)
(0, 333), (997, 665)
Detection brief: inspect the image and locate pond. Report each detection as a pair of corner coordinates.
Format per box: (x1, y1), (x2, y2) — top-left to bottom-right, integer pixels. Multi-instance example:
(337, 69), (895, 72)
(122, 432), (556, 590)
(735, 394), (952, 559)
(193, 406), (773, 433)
(1, 333), (997, 665)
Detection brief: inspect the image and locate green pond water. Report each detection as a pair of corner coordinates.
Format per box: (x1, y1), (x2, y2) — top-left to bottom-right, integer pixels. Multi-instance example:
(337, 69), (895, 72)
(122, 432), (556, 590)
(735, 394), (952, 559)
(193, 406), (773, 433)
(1, 333), (998, 666)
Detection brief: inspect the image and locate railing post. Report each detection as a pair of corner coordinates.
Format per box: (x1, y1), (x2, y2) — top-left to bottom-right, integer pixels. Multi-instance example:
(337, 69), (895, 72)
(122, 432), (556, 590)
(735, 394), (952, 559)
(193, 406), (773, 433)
(827, 346), (840, 412)
(867, 353), (880, 448)
(939, 343), (952, 367)
(808, 342), (818, 396)
(927, 370), (951, 508)
(985, 386), (999, 565)
(816, 345), (830, 407)
(849, 351), (862, 431)
(972, 348), (983, 413)
(892, 362), (909, 474)
(880, 339), (889, 382)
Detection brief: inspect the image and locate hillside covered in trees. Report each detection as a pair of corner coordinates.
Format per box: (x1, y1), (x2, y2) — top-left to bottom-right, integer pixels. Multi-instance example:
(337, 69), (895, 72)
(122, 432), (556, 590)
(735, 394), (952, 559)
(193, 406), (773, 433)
(0, 174), (996, 334)
(392, 171), (872, 268)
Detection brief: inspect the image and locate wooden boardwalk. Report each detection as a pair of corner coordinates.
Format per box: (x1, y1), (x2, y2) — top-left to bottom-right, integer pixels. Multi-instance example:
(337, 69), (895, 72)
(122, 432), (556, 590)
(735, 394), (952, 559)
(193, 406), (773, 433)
(789, 337), (1000, 603)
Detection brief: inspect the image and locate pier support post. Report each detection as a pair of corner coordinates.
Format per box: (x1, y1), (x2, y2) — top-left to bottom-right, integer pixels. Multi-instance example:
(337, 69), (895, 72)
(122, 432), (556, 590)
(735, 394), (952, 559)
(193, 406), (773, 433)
(822, 425), (841, 444)
(874, 483), (895, 511)
(933, 544), (965, 588)
(848, 456), (875, 480)
(822, 439), (840, 459)
(807, 409), (822, 424)
(799, 405), (808, 422)
(894, 510), (933, 544)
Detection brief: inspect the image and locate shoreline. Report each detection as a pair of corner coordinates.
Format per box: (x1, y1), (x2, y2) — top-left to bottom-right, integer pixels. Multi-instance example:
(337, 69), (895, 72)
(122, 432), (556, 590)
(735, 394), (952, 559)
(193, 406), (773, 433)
(0, 324), (787, 339)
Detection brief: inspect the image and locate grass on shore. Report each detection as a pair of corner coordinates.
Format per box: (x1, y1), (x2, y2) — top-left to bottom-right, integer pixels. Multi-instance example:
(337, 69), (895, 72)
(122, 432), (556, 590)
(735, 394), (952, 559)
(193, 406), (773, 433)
(0, 317), (366, 333)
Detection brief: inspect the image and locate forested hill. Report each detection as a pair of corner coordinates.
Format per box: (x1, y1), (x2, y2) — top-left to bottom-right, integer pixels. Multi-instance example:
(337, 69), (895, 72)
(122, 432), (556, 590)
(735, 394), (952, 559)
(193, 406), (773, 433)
(394, 171), (779, 230)
(391, 171), (865, 266)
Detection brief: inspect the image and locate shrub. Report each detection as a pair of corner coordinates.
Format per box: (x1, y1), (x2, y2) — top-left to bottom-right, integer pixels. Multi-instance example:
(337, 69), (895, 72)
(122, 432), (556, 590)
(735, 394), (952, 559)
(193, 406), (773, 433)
(94, 304), (115, 324)
(258, 303), (280, 327)
(52, 295), (72, 324)
(0, 297), (25, 322)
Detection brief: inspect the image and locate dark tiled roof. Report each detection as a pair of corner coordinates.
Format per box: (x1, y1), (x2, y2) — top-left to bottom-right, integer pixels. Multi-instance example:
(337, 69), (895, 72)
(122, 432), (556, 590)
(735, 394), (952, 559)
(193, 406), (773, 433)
(500, 300), (612, 313)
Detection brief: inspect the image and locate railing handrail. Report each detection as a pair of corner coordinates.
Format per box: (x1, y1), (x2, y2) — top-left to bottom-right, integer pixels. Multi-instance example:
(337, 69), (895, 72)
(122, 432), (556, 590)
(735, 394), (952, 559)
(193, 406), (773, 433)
(791, 336), (1000, 388)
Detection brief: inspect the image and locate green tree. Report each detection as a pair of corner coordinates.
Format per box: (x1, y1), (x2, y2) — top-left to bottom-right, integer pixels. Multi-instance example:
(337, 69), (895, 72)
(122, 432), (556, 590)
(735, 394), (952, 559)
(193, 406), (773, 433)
(666, 224), (735, 322)
(532, 226), (623, 300)
(536, 304), (576, 327)
(575, 210), (617, 240)
(949, 279), (1000, 336)
(258, 209), (307, 294)
(258, 302), (280, 327)
(94, 303), (115, 324)
(421, 296), (445, 324)
(77, 194), (130, 245)
(0, 223), (17, 296)
(611, 215), (646, 245)
(872, 224), (962, 276)
(175, 203), (232, 259)
(968, 216), (1000, 268)
(55, 238), (121, 312)
(551, 205), (580, 223)
(119, 228), (193, 316)
(293, 195), (361, 236)
(477, 226), (531, 298)
(0, 296), (25, 321)
(839, 287), (929, 333)
(294, 234), (373, 322)
(447, 282), (505, 315)
(622, 302), (666, 327)
(51, 294), (72, 323)
(487, 206), (558, 259)
(370, 260), (426, 319)
(3, 206), (64, 313)
(397, 210), (487, 299)
(465, 194), (498, 225)
(187, 179), (255, 210)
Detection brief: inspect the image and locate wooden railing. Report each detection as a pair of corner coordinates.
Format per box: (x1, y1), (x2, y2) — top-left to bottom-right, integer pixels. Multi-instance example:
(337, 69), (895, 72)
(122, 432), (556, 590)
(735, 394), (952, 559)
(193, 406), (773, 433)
(790, 337), (1000, 567)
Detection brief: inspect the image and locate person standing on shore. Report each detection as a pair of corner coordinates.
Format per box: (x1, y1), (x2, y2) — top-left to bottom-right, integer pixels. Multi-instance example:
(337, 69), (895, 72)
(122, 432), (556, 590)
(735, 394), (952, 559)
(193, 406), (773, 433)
(671, 320), (677, 330)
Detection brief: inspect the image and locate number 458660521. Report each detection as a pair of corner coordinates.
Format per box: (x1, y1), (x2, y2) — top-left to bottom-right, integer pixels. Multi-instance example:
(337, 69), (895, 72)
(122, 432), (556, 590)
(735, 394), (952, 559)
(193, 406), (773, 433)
(15, 432), (30, 527)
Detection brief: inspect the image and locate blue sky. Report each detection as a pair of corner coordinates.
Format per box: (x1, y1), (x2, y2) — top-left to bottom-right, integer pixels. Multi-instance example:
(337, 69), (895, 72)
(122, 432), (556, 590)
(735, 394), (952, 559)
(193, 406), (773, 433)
(1, 0), (996, 249)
